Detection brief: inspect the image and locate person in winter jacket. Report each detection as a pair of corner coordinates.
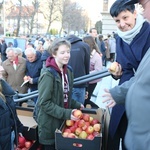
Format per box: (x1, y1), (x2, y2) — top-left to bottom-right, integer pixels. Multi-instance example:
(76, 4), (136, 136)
(0, 37), (7, 62)
(102, 0), (150, 150)
(0, 79), (23, 150)
(89, 28), (102, 54)
(24, 48), (43, 103)
(2, 47), (28, 94)
(37, 38), (84, 150)
(66, 34), (90, 104)
(98, 34), (107, 66)
(83, 35), (103, 107)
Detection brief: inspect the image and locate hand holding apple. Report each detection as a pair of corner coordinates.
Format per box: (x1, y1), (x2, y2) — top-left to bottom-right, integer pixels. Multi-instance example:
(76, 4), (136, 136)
(109, 62), (122, 76)
(71, 109), (83, 121)
(23, 76), (29, 81)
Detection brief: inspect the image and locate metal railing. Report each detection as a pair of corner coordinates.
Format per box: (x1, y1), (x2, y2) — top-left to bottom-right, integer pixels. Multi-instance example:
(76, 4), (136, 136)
(13, 69), (110, 103)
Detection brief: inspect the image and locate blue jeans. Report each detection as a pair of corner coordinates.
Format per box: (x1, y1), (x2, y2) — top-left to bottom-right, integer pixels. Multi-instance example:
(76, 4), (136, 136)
(11, 131), (15, 150)
(72, 88), (85, 104)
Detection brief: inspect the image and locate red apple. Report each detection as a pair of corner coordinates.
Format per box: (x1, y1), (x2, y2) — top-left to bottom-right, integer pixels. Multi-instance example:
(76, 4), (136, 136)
(82, 114), (90, 122)
(21, 147), (28, 150)
(109, 62), (118, 73)
(91, 119), (99, 126)
(86, 134), (94, 140)
(93, 123), (101, 132)
(75, 127), (82, 136)
(74, 121), (79, 128)
(82, 124), (88, 131)
(73, 110), (83, 119)
(79, 131), (88, 139)
(77, 119), (85, 128)
(86, 125), (94, 134)
(64, 128), (71, 133)
(67, 133), (77, 138)
(18, 136), (26, 148)
(25, 141), (32, 148)
(93, 131), (100, 137)
(66, 120), (74, 127)
(85, 122), (90, 127)
(62, 132), (69, 137)
(69, 126), (76, 133)
(89, 116), (94, 123)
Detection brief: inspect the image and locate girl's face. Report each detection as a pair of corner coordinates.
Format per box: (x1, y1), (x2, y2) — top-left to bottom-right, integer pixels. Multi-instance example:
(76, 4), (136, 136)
(53, 45), (70, 68)
(113, 10), (137, 32)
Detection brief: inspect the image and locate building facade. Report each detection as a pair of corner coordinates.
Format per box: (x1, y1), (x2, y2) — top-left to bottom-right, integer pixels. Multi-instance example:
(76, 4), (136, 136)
(101, 0), (117, 36)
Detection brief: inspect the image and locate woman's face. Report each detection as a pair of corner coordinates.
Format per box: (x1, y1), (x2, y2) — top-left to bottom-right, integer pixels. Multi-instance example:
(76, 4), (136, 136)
(53, 45), (70, 68)
(113, 10), (137, 32)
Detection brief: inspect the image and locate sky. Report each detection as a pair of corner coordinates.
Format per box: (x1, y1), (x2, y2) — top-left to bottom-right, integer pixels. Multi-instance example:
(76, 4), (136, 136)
(76, 0), (103, 22)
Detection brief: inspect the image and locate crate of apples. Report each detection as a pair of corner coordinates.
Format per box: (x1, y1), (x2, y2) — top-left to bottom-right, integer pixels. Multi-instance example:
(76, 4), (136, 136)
(15, 135), (35, 150)
(63, 110), (101, 140)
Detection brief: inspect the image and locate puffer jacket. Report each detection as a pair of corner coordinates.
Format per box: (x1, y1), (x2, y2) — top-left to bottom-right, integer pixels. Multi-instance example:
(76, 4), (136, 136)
(37, 66), (81, 145)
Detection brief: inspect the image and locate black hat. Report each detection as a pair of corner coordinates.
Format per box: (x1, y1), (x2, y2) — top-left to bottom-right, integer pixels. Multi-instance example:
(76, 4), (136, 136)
(124, 0), (139, 5)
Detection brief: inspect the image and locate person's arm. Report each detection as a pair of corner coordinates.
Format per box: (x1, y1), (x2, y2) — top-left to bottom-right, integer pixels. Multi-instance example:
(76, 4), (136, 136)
(103, 76), (135, 107)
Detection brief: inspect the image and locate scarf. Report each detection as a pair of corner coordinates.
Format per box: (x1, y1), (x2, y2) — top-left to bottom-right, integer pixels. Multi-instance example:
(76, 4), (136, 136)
(117, 14), (145, 44)
(11, 56), (18, 70)
(116, 20), (150, 84)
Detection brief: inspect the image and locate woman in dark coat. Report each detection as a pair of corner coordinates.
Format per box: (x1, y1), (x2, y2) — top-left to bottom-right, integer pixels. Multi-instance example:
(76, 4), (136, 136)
(107, 1), (150, 149)
(0, 79), (23, 150)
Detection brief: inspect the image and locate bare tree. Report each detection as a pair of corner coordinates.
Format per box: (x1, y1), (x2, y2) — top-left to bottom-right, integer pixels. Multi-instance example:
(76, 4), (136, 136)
(24, 0), (40, 35)
(40, 0), (59, 33)
(58, 0), (89, 36)
(5, 0), (90, 36)
(14, 0), (22, 36)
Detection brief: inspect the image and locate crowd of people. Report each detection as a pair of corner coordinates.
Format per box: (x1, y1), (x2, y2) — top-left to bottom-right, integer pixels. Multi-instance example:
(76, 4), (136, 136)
(0, 0), (149, 149)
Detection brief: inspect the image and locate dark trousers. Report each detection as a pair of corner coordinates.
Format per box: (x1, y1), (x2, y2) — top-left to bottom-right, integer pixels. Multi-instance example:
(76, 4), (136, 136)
(107, 113), (128, 150)
(109, 53), (115, 62)
(84, 83), (97, 107)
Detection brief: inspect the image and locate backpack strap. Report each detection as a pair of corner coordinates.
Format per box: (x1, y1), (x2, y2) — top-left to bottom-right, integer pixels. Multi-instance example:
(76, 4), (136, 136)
(48, 67), (58, 77)
(67, 65), (73, 72)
